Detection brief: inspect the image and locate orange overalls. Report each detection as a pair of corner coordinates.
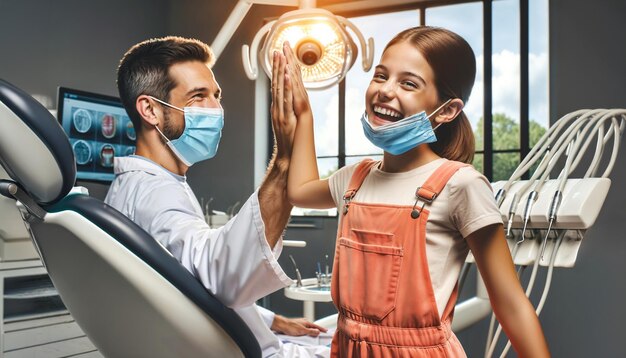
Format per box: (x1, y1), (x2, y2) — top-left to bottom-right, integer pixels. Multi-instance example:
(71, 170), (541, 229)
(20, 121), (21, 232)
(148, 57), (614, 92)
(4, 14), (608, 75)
(330, 159), (469, 357)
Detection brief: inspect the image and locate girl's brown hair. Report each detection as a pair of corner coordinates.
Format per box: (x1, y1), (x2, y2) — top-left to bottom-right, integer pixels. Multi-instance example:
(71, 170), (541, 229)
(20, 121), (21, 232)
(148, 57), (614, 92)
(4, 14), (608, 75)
(385, 26), (477, 163)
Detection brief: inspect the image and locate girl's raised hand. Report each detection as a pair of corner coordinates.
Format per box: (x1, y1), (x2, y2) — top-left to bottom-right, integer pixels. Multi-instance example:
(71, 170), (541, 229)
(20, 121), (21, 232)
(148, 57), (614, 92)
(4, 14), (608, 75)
(283, 42), (311, 117)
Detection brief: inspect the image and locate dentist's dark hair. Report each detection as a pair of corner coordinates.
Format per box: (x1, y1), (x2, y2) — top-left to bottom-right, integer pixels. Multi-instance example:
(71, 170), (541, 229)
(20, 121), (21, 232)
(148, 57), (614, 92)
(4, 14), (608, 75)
(384, 26), (476, 163)
(117, 36), (215, 133)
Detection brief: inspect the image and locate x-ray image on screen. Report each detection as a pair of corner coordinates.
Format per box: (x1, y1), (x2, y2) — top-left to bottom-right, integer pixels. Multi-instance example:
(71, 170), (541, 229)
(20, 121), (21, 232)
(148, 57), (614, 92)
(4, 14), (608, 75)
(57, 87), (136, 182)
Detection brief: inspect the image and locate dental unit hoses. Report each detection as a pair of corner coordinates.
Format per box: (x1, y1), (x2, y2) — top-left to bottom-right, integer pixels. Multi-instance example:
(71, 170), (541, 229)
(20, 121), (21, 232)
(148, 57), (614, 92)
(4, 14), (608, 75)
(497, 231), (565, 358)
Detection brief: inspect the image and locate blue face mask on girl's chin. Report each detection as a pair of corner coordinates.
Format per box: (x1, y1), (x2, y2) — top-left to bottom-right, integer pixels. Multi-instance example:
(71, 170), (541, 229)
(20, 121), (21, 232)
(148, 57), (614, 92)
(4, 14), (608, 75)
(360, 99), (452, 156)
(150, 96), (224, 166)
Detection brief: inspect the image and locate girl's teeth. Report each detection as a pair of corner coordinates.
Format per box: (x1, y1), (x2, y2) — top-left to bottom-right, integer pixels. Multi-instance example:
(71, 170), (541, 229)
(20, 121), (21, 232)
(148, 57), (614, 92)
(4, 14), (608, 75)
(376, 106), (400, 118)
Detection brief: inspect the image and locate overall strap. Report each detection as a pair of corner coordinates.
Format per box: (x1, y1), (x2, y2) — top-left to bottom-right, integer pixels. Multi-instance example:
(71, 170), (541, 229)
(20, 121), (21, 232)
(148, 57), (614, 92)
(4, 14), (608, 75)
(342, 159), (378, 215)
(416, 160), (470, 204)
(410, 160), (470, 219)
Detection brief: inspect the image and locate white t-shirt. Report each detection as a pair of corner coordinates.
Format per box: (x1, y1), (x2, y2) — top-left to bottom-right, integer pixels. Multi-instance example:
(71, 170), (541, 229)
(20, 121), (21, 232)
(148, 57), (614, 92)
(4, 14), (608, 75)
(329, 158), (502, 317)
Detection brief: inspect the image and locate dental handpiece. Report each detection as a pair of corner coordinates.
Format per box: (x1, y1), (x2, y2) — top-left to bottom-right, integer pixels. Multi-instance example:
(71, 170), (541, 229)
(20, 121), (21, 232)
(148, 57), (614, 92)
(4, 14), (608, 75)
(495, 188), (506, 208)
(289, 255), (303, 287)
(518, 191), (538, 244)
(548, 191), (563, 222)
(506, 193), (518, 238)
(541, 190), (563, 259)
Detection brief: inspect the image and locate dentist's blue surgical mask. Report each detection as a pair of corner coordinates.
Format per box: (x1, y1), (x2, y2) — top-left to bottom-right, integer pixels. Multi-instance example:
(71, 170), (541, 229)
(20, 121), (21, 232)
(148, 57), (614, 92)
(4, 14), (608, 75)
(150, 96), (224, 166)
(360, 99), (452, 155)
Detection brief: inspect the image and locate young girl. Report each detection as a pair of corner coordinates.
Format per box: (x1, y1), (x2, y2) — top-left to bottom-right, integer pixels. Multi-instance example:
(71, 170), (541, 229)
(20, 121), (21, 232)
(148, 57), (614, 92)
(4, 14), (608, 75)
(272, 26), (550, 357)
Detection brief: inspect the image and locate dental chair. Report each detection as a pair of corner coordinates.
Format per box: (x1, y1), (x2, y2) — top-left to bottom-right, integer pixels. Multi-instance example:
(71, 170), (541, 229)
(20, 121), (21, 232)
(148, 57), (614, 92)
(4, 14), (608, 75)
(0, 79), (261, 358)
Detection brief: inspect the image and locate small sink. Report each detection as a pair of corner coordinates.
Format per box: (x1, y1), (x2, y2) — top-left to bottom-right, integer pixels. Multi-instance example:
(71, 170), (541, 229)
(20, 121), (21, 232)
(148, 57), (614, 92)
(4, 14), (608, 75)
(284, 278), (333, 302)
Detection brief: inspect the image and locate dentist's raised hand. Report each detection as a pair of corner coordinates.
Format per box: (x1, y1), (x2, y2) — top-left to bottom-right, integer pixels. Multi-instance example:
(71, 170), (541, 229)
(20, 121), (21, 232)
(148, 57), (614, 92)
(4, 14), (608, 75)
(257, 49), (297, 249)
(271, 49), (296, 161)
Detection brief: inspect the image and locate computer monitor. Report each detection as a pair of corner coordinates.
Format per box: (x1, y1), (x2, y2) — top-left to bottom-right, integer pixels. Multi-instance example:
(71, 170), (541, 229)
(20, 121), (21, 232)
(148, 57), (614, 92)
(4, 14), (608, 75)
(57, 87), (136, 182)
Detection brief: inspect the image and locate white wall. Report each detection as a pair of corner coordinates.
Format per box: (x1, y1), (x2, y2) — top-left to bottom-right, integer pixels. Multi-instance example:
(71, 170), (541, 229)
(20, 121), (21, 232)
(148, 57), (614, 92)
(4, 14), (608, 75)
(0, 0), (169, 199)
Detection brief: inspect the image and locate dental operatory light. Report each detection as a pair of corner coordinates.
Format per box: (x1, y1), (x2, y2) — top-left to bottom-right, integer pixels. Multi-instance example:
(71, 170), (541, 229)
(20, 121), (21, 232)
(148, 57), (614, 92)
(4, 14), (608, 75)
(244, 7), (374, 89)
(210, 0), (373, 90)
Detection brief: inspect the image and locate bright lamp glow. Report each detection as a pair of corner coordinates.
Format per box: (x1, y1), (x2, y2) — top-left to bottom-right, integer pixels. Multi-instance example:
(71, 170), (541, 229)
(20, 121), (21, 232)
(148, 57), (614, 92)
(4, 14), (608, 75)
(243, 8), (373, 90)
(263, 12), (353, 89)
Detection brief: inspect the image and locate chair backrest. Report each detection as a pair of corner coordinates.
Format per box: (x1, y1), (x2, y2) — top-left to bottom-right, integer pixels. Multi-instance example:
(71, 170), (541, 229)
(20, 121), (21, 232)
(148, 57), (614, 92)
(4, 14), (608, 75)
(0, 79), (261, 358)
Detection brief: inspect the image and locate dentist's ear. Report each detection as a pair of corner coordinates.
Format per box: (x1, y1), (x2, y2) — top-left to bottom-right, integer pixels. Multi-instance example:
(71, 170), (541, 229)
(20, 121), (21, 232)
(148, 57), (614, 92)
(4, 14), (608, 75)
(136, 95), (160, 126)
(434, 98), (464, 125)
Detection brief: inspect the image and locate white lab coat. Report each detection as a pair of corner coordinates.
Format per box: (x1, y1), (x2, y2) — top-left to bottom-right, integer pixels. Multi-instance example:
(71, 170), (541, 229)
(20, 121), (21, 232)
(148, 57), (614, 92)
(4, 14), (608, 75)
(105, 156), (329, 357)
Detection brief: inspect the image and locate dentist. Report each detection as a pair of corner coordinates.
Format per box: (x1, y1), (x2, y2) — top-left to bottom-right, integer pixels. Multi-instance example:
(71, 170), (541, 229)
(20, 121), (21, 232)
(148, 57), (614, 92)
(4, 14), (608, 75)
(105, 36), (329, 357)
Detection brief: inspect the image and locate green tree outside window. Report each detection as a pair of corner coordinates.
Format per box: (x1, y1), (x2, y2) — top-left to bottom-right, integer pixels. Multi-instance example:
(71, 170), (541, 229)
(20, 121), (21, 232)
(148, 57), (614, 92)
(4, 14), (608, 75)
(473, 113), (547, 181)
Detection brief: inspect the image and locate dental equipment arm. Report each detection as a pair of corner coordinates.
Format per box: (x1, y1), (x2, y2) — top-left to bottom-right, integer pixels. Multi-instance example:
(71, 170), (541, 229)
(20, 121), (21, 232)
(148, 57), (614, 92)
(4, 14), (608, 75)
(480, 109), (626, 357)
(211, 0), (299, 60)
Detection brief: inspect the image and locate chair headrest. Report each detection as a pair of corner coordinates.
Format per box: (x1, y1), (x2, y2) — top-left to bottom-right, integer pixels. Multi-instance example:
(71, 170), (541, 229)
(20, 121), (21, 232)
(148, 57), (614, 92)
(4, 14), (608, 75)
(0, 79), (76, 204)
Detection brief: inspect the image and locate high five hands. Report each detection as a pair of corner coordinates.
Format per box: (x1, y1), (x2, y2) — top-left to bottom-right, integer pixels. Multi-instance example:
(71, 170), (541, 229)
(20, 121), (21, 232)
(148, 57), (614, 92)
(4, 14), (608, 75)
(281, 42), (310, 117)
(270, 42), (311, 159)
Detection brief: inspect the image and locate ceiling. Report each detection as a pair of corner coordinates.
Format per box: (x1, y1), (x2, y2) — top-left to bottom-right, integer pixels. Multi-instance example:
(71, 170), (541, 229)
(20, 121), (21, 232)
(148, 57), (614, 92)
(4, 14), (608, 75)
(316, 0), (481, 16)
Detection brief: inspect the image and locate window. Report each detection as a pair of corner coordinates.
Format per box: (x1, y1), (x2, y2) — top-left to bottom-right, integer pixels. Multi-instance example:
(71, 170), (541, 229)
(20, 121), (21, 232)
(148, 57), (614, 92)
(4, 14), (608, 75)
(309, 86), (339, 179)
(293, 0), (549, 215)
(422, 2), (486, 175)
